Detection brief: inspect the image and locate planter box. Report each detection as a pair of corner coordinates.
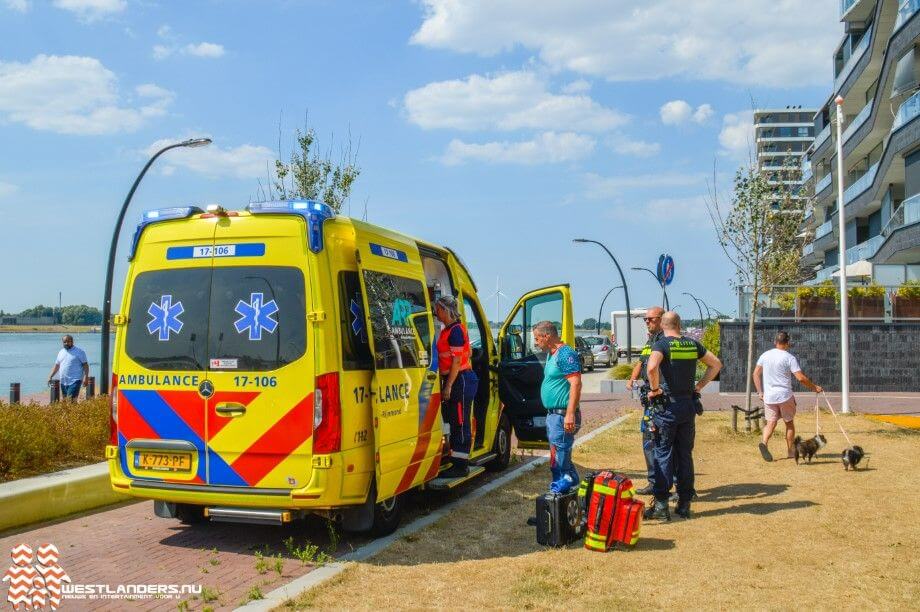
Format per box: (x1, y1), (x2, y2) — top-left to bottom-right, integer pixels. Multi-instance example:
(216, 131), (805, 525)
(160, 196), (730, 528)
(894, 296), (920, 319)
(799, 296), (839, 319)
(760, 307), (794, 319)
(848, 296), (884, 319)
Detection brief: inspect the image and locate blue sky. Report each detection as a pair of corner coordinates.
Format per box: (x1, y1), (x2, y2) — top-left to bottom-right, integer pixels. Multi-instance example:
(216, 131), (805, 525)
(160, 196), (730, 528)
(0, 0), (841, 322)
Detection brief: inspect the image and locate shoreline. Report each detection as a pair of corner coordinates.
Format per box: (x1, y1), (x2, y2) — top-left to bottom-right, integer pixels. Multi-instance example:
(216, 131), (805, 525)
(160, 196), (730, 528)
(0, 325), (108, 333)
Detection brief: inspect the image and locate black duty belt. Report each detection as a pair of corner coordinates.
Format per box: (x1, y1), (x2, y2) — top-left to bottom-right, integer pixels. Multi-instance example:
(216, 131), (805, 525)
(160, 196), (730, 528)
(546, 407), (581, 416)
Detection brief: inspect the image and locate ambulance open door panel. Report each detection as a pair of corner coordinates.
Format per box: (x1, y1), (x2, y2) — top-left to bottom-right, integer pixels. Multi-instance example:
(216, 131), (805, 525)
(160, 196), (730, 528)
(354, 238), (444, 503)
(496, 285), (574, 449)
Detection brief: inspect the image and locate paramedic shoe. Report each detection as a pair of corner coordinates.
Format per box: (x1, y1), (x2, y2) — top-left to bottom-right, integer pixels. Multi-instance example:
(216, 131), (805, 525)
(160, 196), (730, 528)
(674, 502), (692, 519)
(636, 484), (654, 495)
(442, 460), (469, 479)
(642, 500), (670, 522)
(758, 442), (773, 462)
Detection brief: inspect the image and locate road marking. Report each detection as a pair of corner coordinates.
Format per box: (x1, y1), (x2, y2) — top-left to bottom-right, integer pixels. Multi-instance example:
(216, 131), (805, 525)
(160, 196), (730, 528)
(236, 413), (631, 611)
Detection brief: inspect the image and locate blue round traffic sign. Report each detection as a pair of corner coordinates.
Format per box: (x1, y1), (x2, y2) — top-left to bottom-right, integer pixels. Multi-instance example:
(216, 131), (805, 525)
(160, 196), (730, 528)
(657, 254), (675, 287)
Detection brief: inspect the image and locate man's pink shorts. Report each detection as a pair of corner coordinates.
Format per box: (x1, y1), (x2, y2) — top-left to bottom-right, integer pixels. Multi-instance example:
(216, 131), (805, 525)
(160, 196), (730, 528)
(764, 396), (796, 423)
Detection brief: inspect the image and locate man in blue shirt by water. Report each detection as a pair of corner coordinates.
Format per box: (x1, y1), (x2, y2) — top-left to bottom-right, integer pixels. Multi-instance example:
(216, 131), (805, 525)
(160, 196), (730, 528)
(532, 320), (582, 492)
(47, 335), (89, 400)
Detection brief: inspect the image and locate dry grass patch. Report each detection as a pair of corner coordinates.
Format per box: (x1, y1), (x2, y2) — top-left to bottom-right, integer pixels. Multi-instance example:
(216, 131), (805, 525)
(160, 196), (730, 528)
(285, 410), (920, 610)
(0, 397), (108, 481)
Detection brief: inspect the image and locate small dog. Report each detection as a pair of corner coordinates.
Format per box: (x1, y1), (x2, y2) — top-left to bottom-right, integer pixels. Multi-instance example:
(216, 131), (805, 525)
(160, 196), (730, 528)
(793, 434), (826, 464)
(842, 445), (865, 471)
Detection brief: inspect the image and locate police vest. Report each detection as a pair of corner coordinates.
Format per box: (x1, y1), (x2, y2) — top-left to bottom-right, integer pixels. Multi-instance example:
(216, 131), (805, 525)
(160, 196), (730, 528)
(436, 322), (472, 375)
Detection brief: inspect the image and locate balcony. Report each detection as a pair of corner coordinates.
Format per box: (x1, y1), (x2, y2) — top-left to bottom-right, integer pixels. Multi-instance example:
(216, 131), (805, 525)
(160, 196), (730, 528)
(803, 242), (815, 256)
(893, 89), (920, 131)
(843, 161), (879, 205)
(815, 219), (834, 240)
(842, 100), (873, 143)
(815, 172), (833, 194)
(834, 26), (872, 92)
(845, 235), (885, 264)
(814, 265), (840, 282)
(813, 124), (831, 151)
(895, 0), (920, 33)
(882, 192), (920, 237)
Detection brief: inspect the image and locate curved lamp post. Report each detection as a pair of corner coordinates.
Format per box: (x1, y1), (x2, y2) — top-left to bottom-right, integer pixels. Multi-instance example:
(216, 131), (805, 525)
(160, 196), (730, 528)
(596, 285), (624, 335)
(632, 266), (669, 309)
(682, 291), (706, 327)
(100, 137), (212, 395)
(572, 239), (633, 362)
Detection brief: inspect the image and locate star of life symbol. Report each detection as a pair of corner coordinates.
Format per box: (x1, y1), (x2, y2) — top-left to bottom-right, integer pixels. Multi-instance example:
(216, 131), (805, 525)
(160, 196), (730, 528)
(234, 292), (279, 341)
(349, 298), (367, 342)
(147, 295), (184, 341)
(3, 544), (70, 611)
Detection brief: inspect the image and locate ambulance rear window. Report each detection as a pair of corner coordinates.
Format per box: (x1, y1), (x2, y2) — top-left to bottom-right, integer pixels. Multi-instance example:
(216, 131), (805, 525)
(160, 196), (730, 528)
(361, 270), (430, 370)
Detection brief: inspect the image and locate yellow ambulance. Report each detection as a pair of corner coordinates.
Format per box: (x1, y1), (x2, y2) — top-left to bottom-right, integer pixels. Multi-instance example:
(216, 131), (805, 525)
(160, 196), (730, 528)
(106, 200), (573, 534)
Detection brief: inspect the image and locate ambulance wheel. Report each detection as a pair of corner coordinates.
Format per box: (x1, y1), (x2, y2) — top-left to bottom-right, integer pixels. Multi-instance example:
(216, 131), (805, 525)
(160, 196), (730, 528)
(371, 494), (402, 536)
(486, 413), (512, 472)
(176, 504), (206, 525)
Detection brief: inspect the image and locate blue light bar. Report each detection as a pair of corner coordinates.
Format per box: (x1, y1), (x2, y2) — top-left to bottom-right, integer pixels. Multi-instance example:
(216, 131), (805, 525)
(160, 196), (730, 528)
(247, 200), (336, 253)
(129, 205), (203, 260)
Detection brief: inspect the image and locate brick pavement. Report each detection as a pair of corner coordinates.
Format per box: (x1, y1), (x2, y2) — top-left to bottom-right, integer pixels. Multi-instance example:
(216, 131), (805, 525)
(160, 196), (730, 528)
(0, 396), (626, 611)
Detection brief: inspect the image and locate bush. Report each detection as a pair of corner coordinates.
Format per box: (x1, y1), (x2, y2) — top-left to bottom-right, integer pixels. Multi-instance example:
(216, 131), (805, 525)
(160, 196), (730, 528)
(775, 292), (795, 311)
(0, 397), (109, 481)
(701, 322), (720, 357)
(609, 362), (637, 380)
(797, 280), (838, 300)
(848, 283), (885, 298)
(897, 280), (920, 298)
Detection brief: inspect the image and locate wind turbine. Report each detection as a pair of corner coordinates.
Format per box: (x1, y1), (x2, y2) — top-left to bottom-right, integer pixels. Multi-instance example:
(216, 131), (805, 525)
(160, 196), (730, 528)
(485, 276), (509, 326)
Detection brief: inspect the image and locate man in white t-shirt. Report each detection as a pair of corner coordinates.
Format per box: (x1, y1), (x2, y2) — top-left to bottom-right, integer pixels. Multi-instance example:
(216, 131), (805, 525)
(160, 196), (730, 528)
(47, 335), (89, 401)
(753, 331), (823, 462)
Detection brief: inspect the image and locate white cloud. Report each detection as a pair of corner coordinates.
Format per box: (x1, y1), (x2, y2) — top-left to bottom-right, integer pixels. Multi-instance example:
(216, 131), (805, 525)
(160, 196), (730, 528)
(441, 131), (595, 165)
(0, 55), (173, 135)
(156, 24), (171, 38)
(183, 42), (225, 58)
(561, 79), (591, 94)
(146, 139), (275, 179)
(53, 0), (126, 21)
(603, 195), (711, 226)
(660, 99), (712, 125)
(411, 0), (838, 88)
(3, 0), (29, 12)
(404, 71), (627, 133)
(0, 181), (19, 198)
(607, 135), (659, 157)
(154, 42), (226, 60)
(719, 110), (755, 160)
(583, 171), (703, 200)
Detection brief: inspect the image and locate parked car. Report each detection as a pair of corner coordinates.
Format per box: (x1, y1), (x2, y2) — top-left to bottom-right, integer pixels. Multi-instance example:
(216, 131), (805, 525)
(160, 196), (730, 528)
(583, 334), (616, 367)
(574, 336), (595, 372)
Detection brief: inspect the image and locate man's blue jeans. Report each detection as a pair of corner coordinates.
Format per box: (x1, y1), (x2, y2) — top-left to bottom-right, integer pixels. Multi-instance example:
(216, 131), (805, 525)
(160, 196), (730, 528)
(61, 381), (82, 400)
(546, 410), (581, 484)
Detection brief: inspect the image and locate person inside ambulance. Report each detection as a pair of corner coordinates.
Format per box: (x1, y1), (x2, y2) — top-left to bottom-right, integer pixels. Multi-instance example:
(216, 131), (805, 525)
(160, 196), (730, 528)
(434, 295), (479, 478)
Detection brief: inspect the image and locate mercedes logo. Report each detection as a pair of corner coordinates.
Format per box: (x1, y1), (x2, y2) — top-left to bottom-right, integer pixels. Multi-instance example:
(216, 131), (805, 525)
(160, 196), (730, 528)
(198, 379), (214, 399)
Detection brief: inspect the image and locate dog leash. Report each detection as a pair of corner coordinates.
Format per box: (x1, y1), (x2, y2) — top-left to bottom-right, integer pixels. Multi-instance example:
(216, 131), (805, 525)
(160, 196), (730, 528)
(814, 393), (821, 436)
(819, 391), (855, 447)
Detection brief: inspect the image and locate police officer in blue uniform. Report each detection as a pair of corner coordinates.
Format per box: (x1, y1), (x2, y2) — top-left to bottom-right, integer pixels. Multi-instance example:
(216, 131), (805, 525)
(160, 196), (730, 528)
(627, 306), (664, 495)
(644, 311), (721, 520)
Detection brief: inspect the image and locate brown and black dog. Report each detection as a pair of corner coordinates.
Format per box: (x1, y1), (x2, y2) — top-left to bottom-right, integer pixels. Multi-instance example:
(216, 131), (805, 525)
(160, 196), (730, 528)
(793, 434), (826, 464)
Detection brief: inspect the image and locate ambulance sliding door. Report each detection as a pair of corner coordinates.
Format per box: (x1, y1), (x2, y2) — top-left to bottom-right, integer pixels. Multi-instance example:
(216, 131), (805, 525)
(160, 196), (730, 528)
(496, 285), (574, 448)
(355, 239), (443, 502)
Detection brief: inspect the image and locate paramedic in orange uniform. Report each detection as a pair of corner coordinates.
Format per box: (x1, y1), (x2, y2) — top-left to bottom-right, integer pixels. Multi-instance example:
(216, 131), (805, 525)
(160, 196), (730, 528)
(434, 295), (479, 478)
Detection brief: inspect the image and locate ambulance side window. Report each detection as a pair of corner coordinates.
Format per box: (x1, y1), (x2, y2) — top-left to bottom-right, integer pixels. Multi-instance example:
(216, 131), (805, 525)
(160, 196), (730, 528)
(338, 272), (373, 371)
(361, 270), (429, 370)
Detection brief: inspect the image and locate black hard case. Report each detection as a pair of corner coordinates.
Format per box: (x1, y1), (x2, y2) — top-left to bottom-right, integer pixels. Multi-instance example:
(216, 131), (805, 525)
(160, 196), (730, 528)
(535, 490), (583, 547)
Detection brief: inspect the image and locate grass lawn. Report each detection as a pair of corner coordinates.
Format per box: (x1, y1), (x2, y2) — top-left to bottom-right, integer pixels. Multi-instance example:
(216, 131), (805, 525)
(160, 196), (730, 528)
(285, 411), (920, 610)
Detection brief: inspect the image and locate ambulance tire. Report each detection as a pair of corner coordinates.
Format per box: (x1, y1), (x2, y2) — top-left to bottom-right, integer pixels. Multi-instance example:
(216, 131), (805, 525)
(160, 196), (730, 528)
(176, 503), (206, 525)
(372, 493), (402, 536)
(485, 413), (512, 472)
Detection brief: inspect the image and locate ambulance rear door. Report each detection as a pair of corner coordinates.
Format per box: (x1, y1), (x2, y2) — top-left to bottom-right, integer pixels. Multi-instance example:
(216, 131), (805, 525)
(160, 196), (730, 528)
(355, 236), (442, 502)
(496, 285), (574, 448)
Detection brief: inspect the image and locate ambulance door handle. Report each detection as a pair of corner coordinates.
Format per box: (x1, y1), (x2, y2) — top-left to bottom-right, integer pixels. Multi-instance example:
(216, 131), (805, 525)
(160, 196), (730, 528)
(426, 371), (437, 382)
(215, 402), (246, 416)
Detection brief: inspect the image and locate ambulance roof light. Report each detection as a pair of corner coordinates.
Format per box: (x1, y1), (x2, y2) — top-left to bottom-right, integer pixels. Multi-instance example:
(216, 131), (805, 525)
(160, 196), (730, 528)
(246, 199), (336, 253)
(130, 205), (204, 260)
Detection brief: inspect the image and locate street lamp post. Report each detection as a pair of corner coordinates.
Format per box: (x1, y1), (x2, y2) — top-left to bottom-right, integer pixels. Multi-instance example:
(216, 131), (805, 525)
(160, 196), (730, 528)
(834, 95), (851, 413)
(682, 291), (706, 327)
(573, 239), (633, 361)
(597, 285), (624, 335)
(632, 266), (669, 309)
(100, 138), (212, 395)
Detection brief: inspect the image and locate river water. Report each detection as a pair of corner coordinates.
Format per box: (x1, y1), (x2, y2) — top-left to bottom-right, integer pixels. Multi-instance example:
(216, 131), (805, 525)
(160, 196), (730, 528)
(0, 333), (113, 396)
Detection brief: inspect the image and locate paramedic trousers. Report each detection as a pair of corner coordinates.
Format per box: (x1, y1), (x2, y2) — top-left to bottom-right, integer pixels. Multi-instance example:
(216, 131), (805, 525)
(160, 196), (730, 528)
(651, 395), (696, 504)
(642, 427), (656, 485)
(443, 370), (478, 463)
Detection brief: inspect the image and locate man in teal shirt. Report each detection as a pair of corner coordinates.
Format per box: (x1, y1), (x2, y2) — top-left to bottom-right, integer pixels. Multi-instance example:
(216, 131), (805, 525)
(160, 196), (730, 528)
(533, 320), (582, 491)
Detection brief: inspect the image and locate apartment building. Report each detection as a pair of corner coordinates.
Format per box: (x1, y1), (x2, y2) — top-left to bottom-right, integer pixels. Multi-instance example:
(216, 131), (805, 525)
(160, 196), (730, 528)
(801, 0), (920, 286)
(754, 106), (816, 205)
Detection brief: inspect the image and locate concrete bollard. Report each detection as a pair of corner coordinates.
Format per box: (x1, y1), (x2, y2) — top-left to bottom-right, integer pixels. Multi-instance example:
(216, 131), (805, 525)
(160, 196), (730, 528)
(9, 382), (20, 405)
(49, 380), (60, 404)
(86, 376), (95, 398)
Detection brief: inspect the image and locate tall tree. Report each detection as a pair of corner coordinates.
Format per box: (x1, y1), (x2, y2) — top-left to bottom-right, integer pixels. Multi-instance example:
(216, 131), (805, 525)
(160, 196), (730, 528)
(706, 154), (806, 429)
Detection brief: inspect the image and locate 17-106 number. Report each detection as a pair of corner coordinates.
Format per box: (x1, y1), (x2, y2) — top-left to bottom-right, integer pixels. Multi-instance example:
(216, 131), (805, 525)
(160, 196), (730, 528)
(233, 375), (277, 388)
